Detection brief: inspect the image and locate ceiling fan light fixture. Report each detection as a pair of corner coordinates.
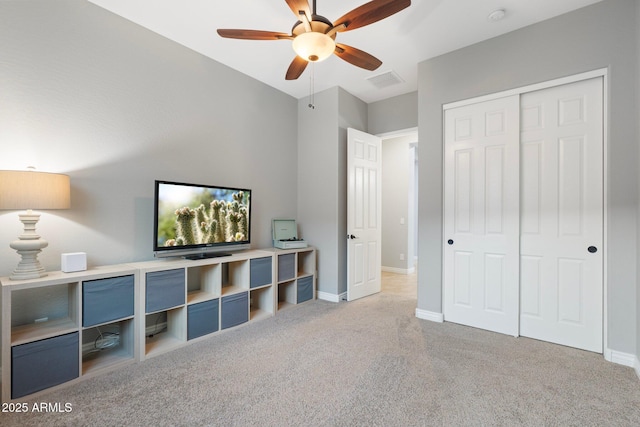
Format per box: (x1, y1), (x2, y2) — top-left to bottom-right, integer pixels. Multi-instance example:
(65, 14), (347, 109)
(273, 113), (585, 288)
(218, 0), (412, 80)
(292, 32), (336, 62)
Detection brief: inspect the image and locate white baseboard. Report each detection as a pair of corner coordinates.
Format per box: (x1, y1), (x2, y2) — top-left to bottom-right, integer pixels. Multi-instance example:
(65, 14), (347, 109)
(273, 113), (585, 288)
(604, 348), (637, 368)
(382, 266), (415, 275)
(316, 291), (344, 303)
(635, 356), (640, 380)
(415, 308), (444, 323)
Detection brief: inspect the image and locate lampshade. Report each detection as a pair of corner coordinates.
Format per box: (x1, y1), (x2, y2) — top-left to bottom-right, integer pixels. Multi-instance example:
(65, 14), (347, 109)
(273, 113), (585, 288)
(292, 32), (336, 62)
(0, 170), (70, 210)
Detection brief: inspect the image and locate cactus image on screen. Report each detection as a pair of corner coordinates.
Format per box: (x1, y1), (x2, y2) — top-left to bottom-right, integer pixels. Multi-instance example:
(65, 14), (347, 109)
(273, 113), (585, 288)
(157, 186), (250, 248)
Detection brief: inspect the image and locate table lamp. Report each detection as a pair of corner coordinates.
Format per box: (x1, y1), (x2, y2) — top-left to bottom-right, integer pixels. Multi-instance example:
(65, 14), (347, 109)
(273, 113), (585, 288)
(0, 169), (70, 280)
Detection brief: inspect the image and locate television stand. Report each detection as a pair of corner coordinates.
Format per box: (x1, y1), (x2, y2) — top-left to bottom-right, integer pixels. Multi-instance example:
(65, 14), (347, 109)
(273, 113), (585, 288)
(1, 247), (317, 401)
(184, 252), (232, 260)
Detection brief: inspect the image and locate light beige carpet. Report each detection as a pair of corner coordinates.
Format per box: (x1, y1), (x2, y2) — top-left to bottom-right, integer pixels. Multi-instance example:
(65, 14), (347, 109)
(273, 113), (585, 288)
(3, 275), (639, 426)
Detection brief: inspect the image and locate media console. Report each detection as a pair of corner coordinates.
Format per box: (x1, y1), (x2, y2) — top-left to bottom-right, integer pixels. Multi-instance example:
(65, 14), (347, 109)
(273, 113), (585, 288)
(0, 247), (316, 402)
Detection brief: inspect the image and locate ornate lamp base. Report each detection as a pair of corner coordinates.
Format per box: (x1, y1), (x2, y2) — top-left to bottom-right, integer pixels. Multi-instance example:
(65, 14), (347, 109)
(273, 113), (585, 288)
(9, 211), (49, 280)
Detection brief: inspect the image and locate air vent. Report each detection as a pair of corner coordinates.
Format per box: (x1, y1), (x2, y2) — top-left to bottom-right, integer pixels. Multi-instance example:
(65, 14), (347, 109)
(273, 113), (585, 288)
(366, 70), (404, 89)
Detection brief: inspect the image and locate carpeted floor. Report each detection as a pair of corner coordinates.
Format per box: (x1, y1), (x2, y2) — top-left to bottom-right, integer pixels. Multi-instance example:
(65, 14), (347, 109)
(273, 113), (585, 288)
(3, 272), (640, 426)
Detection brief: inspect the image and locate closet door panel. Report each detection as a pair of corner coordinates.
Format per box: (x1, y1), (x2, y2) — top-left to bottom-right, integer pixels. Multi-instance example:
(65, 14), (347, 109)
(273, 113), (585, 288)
(520, 77), (603, 353)
(443, 95), (520, 336)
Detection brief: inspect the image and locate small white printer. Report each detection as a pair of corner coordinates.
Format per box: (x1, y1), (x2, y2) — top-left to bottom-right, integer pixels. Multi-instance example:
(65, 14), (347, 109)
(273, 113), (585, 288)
(272, 219), (307, 249)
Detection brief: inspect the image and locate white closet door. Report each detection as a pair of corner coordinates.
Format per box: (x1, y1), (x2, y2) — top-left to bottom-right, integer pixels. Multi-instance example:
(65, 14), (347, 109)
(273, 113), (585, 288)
(443, 95), (520, 336)
(520, 77), (603, 352)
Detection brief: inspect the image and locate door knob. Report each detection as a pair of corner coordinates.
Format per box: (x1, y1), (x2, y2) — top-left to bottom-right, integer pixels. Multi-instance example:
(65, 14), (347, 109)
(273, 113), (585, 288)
(588, 246), (597, 253)
(447, 239), (454, 245)
(347, 234), (357, 240)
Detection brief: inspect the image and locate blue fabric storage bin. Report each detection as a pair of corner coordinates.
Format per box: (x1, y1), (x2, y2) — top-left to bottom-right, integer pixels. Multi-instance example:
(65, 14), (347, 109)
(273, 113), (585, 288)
(12, 332), (79, 399)
(221, 292), (248, 329)
(297, 276), (313, 303)
(83, 275), (135, 327)
(278, 253), (295, 281)
(250, 257), (272, 288)
(188, 299), (219, 340)
(146, 269), (185, 313)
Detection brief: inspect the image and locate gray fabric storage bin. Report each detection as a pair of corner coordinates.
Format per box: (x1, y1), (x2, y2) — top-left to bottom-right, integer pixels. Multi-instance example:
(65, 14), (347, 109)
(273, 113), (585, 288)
(221, 292), (248, 329)
(188, 299), (219, 340)
(250, 257), (272, 288)
(297, 276), (313, 304)
(146, 269), (185, 313)
(12, 332), (79, 399)
(83, 275), (135, 327)
(278, 253), (295, 281)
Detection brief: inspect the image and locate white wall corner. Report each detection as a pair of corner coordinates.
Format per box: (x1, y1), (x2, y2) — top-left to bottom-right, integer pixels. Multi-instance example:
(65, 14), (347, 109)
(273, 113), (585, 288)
(604, 348), (637, 368)
(415, 308), (444, 323)
(316, 291), (344, 303)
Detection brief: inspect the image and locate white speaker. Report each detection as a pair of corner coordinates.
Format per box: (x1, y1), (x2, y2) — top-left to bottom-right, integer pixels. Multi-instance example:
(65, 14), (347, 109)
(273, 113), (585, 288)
(61, 252), (87, 273)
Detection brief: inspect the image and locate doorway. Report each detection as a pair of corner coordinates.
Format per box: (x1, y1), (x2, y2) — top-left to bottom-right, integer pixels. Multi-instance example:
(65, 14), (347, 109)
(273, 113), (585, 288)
(381, 128), (418, 295)
(346, 127), (419, 301)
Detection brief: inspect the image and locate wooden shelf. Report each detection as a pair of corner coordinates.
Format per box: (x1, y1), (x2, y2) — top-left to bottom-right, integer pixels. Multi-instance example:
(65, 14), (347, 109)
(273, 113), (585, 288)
(12, 317), (78, 346)
(1, 264), (137, 401)
(221, 284), (246, 296)
(187, 290), (217, 305)
(278, 301), (294, 311)
(1, 249), (310, 401)
(81, 315), (134, 330)
(145, 333), (183, 358)
(250, 308), (272, 322)
(268, 247), (317, 312)
(82, 346), (134, 375)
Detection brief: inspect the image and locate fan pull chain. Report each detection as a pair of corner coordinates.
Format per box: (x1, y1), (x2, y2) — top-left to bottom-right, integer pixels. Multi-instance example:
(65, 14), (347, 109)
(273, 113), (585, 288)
(308, 62), (315, 109)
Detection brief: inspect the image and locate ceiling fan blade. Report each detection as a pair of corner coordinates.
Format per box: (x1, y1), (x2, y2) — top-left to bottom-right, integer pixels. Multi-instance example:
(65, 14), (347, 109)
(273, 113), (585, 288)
(285, 0), (312, 22)
(217, 29), (291, 40)
(333, 0), (411, 32)
(286, 56), (308, 80)
(334, 44), (382, 71)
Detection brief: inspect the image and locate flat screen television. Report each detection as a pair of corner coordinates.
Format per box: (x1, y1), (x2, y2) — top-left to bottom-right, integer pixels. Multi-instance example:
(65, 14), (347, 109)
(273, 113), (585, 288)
(153, 180), (251, 259)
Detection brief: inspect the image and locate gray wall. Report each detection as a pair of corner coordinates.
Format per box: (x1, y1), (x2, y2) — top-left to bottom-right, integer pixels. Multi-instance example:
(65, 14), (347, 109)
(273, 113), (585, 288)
(297, 88), (341, 296)
(0, 0), (298, 275)
(637, 0), (640, 366)
(368, 92), (418, 135)
(418, 0), (639, 355)
(297, 87), (367, 298)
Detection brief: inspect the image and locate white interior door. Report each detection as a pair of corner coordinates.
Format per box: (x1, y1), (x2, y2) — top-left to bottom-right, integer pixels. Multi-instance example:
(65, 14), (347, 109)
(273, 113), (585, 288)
(520, 77), (603, 353)
(347, 128), (382, 301)
(443, 95), (521, 336)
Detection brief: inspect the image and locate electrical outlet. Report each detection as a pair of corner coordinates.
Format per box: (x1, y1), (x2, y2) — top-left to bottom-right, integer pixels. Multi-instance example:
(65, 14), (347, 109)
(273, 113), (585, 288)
(400, 253), (405, 261)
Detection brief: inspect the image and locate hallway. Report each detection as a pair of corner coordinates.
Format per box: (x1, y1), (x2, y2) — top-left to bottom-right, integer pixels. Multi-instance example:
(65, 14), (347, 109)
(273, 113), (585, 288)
(381, 270), (416, 299)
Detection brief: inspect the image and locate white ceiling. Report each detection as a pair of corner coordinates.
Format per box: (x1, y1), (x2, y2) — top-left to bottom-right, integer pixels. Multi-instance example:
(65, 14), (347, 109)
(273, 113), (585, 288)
(88, 0), (603, 104)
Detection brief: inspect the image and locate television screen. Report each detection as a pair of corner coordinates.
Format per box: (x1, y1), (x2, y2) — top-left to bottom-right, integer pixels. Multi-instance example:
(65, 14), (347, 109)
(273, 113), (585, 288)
(154, 180), (251, 258)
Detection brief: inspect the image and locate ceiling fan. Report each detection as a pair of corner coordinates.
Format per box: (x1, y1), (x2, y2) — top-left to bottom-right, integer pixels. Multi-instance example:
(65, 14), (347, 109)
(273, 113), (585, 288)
(217, 0), (411, 80)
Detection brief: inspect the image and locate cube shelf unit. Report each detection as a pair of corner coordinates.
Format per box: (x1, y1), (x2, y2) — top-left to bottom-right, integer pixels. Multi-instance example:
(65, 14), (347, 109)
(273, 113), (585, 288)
(1, 265), (138, 401)
(267, 247), (317, 311)
(0, 248), (294, 402)
(132, 249), (275, 361)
